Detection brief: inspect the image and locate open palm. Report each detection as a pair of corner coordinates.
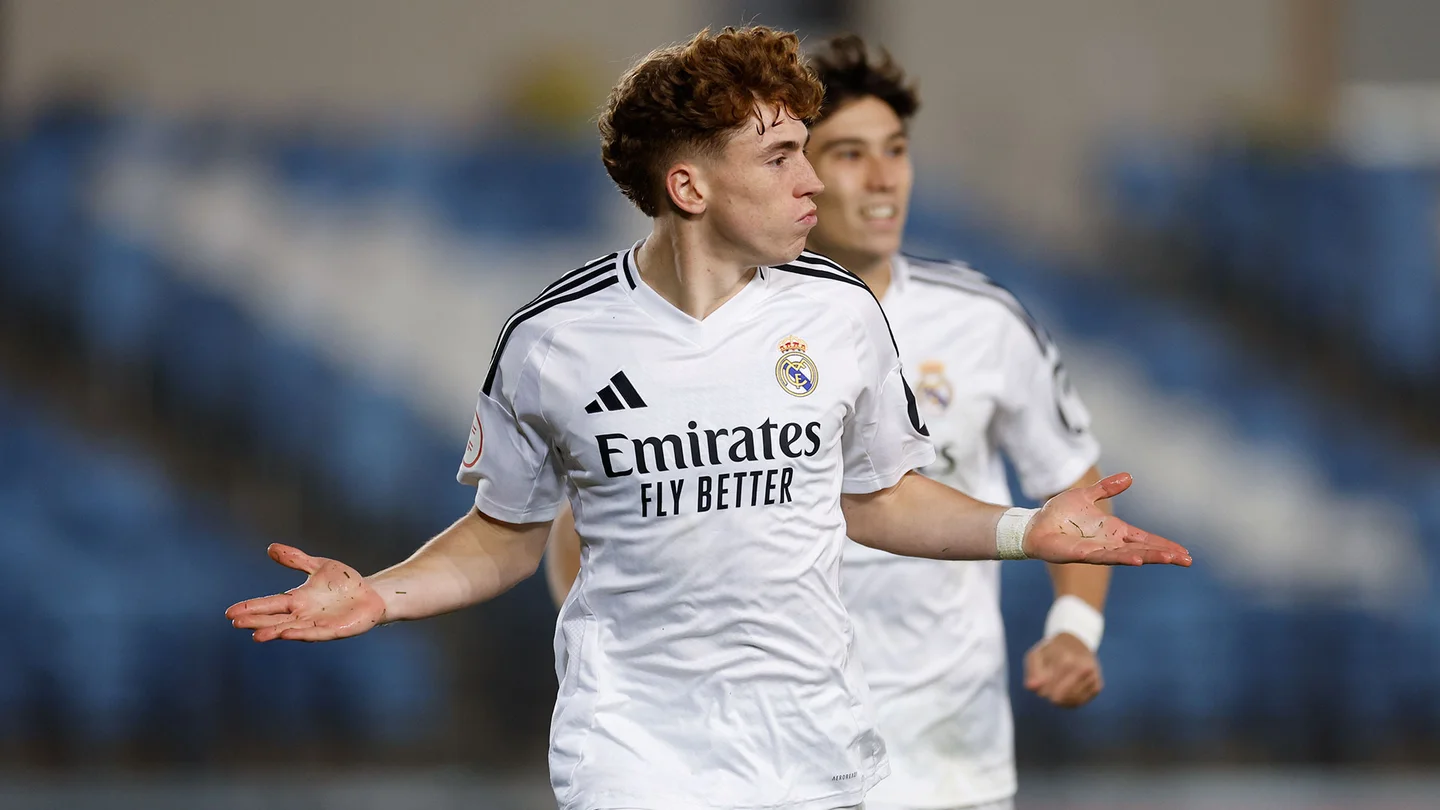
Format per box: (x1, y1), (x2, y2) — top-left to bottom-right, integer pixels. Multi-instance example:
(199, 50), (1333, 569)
(225, 543), (387, 642)
(1025, 473), (1191, 566)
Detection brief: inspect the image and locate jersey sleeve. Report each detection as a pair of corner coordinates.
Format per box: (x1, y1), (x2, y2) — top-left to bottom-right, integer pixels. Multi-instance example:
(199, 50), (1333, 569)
(841, 293), (936, 493)
(992, 310), (1101, 501)
(456, 330), (564, 524)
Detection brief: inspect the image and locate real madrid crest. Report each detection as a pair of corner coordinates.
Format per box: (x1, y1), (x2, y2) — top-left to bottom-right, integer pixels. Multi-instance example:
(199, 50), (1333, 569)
(916, 359), (953, 413)
(775, 335), (819, 397)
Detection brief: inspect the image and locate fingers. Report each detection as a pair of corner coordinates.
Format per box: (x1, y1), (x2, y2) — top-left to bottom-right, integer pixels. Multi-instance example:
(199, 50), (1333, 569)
(1027, 639), (1103, 707)
(251, 622), (295, 643)
(1086, 472), (1133, 502)
(1079, 546), (1148, 566)
(267, 543), (322, 575)
(1134, 546), (1191, 566)
(277, 623), (344, 642)
(1123, 525), (1192, 563)
(1023, 647), (1050, 692)
(1044, 665), (1093, 707)
(1048, 667), (1102, 708)
(247, 617), (363, 642)
(230, 613), (292, 630)
(252, 620), (335, 643)
(225, 593), (292, 620)
(1082, 545), (1188, 566)
(1090, 517), (1193, 566)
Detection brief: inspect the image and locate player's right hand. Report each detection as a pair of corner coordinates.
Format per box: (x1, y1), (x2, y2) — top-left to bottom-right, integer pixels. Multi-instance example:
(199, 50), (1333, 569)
(225, 543), (387, 642)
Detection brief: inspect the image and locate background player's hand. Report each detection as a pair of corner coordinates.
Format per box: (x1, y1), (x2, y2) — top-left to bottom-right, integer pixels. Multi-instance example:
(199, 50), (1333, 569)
(1023, 473), (1190, 566)
(225, 543), (386, 642)
(1024, 633), (1103, 708)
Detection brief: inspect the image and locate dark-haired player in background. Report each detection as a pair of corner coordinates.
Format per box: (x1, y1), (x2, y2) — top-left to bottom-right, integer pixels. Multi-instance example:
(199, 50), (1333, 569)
(809, 35), (1113, 810)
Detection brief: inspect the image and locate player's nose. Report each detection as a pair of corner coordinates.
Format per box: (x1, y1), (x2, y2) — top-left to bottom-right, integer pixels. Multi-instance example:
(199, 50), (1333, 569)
(866, 154), (898, 191)
(798, 156), (824, 198)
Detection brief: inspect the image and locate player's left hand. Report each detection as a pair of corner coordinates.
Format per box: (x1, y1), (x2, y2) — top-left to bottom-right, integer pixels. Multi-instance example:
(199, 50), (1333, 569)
(1024, 633), (1103, 708)
(1023, 472), (1190, 566)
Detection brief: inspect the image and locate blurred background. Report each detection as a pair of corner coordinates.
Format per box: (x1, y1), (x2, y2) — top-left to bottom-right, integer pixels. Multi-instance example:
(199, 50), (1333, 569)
(0, 0), (1437, 808)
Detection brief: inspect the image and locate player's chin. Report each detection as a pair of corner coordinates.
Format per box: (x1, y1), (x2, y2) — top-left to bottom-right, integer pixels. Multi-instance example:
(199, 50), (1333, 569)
(861, 231), (903, 258)
(765, 236), (810, 267)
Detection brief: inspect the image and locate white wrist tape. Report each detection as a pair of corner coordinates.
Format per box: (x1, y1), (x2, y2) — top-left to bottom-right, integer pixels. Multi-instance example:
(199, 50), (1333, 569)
(996, 507), (1038, 560)
(1044, 594), (1105, 652)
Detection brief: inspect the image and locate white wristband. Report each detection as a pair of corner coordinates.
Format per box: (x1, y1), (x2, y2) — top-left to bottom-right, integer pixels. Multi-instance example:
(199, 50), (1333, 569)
(996, 507), (1037, 560)
(1044, 594), (1105, 652)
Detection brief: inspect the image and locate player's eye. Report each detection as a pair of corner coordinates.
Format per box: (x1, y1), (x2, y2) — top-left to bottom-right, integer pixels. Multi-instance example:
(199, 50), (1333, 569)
(888, 143), (908, 158)
(837, 150), (862, 161)
(769, 155), (787, 167)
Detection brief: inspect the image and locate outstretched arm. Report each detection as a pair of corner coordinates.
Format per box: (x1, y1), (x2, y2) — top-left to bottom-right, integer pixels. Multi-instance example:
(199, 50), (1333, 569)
(841, 470), (1189, 567)
(226, 508), (551, 642)
(544, 503), (582, 609)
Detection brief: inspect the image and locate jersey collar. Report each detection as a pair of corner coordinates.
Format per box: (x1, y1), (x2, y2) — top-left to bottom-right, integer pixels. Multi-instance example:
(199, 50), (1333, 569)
(620, 240), (772, 345)
(881, 252), (911, 303)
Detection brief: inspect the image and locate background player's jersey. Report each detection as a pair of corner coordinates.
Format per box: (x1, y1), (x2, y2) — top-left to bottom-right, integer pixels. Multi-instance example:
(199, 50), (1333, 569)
(843, 253), (1101, 809)
(458, 246), (934, 810)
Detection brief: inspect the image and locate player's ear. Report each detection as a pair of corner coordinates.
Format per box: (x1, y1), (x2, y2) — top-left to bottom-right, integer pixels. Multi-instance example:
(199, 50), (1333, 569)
(664, 163), (706, 215)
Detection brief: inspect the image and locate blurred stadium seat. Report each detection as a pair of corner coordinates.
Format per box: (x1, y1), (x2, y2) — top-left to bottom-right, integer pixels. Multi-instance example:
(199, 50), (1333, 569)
(0, 380), (443, 755)
(1104, 141), (1440, 386)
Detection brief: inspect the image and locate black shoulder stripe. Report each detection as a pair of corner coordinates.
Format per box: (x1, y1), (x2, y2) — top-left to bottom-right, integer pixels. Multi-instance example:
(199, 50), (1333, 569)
(906, 256), (1080, 435)
(775, 262), (869, 291)
(541, 262), (617, 303)
(487, 262), (617, 370)
(776, 262), (900, 355)
(482, 275), (619, 396)
(902, 253), (1000, 289)
(541, 252), (618, 295)
(906, 265), (1052, 353)
(794, 251), (855, 277)
(622, 249), (637, 289)
(903, 252), (977, 273)
(903, 376), (929, 437)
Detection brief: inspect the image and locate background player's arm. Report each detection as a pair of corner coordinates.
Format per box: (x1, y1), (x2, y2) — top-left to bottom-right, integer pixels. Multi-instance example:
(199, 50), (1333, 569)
(227, 508), (551, 641)
(544, 502), (582, 609)
(1045, 464), (1113, 611)
(842, 468), (1187, 566)
(1025, 464), (1113, 708)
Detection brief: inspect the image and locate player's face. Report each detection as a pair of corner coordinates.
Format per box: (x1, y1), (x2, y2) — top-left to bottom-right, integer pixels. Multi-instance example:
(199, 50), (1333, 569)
(699, 103), (825, 268)
(806, 96), (913, 266)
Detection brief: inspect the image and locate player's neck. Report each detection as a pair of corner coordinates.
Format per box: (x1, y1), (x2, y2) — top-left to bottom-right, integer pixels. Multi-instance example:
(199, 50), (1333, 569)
(637, 218), (758, 320)
(812, 245), (894, 300)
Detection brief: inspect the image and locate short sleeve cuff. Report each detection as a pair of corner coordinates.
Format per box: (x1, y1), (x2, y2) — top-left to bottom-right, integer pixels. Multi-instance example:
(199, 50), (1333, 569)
(842, 442), (936, 495)
(474, 486), (561, 525)
(1016, 443), (1101, 502)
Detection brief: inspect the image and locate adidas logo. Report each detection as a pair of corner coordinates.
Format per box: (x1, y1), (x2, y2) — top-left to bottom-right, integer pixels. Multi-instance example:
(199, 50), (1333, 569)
(585, 371), (648, 413)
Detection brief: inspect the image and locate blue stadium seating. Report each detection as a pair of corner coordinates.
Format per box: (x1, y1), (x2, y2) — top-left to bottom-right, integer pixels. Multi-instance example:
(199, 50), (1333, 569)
(0, 382), (443, 751)
(74, 231), (171, 368)
(1106, 142), (1440, 387)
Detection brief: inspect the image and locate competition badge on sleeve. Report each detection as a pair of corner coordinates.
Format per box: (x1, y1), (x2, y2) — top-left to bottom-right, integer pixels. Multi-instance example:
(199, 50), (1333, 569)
(462, 408), (484, 468)
(775, 335), (819, 397)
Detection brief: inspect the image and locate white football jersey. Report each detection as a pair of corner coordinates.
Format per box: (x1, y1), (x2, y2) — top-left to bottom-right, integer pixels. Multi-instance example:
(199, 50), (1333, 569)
(842, 253), (1101, 809)
(458, 246), (935, 810)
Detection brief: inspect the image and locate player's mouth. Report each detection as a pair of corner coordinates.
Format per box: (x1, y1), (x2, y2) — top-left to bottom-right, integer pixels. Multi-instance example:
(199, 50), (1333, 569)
(798, 207), (818, 226)
(860, 204), (899, 222)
